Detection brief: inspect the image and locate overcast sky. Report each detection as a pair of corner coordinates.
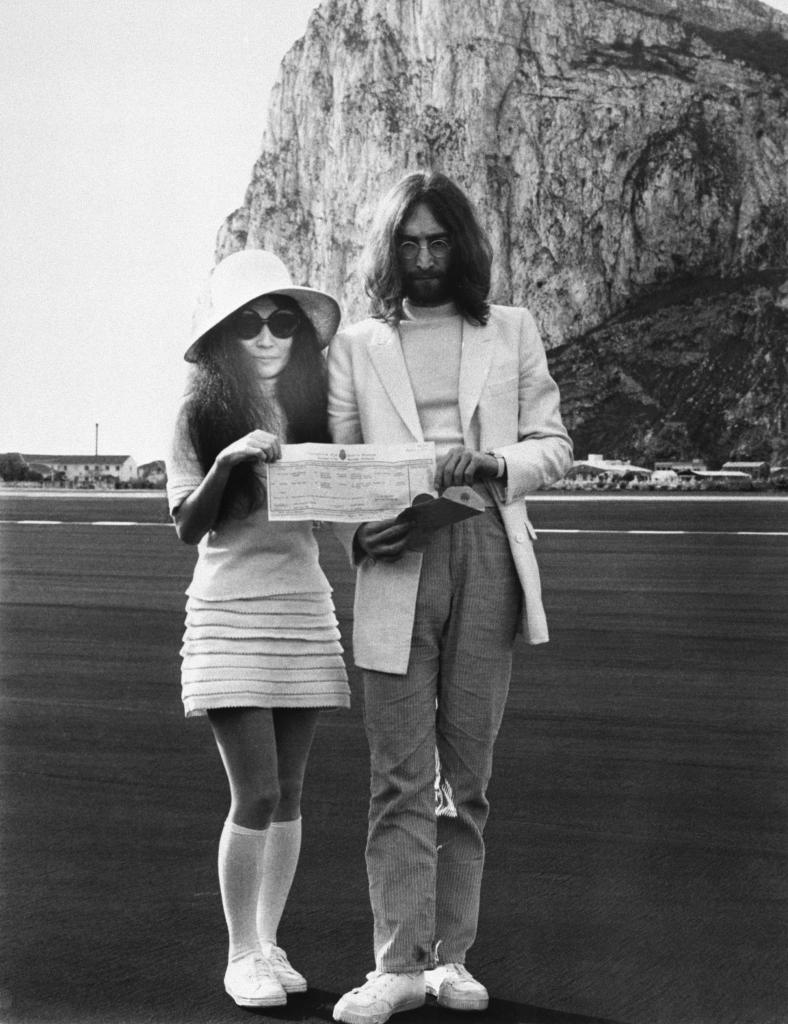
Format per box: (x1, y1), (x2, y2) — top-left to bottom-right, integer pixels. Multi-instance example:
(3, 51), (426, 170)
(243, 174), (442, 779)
(2, 0), (787, 466)
(1, 0), (319, 465)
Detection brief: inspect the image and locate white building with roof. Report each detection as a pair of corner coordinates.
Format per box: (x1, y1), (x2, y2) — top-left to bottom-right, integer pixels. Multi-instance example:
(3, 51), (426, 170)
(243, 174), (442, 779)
(570, 453), (653, 478)
(22, 454), (137, 486)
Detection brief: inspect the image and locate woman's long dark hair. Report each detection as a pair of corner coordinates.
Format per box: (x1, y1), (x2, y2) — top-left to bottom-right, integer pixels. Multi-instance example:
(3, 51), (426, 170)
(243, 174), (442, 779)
(185, 294), (329, 524)
(362, 171), (493, 326)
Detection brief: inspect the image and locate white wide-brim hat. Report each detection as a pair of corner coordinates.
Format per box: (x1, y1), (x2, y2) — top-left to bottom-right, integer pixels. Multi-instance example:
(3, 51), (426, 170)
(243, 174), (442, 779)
(185, 249), (341, 362)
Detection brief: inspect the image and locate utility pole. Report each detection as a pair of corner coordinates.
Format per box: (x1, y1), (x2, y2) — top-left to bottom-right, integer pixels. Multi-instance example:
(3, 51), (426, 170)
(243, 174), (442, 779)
(95, 422), (99, 457)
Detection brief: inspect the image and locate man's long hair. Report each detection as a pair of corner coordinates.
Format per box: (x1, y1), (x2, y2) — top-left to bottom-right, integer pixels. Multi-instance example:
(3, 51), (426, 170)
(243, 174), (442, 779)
(362, 171), (493, 326)
(185, 294), (329, 524)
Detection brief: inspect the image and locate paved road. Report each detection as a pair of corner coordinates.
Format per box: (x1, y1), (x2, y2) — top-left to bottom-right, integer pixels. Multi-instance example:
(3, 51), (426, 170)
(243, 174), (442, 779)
(0, 494), (786, 1024)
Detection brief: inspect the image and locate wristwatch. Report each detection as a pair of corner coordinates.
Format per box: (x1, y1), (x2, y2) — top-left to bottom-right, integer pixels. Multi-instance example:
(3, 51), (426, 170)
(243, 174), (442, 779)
(487, 452), (506, 479)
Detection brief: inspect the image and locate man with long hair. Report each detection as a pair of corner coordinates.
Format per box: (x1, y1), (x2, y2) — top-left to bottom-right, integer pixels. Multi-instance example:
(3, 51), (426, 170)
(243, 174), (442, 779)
(329, 172), (572, 1024)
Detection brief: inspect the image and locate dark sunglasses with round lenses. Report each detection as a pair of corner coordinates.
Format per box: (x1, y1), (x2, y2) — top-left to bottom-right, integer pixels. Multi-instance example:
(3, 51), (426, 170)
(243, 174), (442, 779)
(230, 307), (301, 340)
(397, 237), (452, 262)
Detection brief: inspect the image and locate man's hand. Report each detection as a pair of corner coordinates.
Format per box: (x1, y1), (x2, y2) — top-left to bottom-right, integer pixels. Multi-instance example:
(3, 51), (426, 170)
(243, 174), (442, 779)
(355, 518), (413, 562)
(435, 447), (498, 492)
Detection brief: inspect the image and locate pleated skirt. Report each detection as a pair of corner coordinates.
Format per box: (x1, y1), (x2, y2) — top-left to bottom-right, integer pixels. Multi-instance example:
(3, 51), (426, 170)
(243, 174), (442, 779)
(180, 592), (350, 717)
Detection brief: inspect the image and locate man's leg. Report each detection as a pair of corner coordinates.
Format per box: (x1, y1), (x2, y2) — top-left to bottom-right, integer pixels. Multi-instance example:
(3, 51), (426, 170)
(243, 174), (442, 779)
(363, 665), (438, 972)
(363, 527), (453, 973)
(334, 530), (457, 1024)
(433, 511), (521, 964)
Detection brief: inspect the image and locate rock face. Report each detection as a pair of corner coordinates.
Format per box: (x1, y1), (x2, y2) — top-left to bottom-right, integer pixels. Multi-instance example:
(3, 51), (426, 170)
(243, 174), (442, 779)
(550, 271), (788, 464)
(219, 0), (788, 465)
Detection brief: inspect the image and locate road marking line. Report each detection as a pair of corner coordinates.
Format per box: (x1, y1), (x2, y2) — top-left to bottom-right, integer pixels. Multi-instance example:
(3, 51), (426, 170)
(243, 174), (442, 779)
(2, 520), (171, 526)
(626, 529), (686, 534)
(736, 531), (788, 537)
(528, 494), (788, 502)
(91, 521), (145, 526)
(540, 529), (788, 537)
(3, 522), (786, 537)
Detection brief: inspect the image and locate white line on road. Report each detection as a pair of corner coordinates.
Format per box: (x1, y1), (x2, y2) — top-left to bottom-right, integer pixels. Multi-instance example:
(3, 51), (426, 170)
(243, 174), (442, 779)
(540, 529), (788, 537)
(3, 521), (786, 537)
(16, 520), (65, 524)
(527, 494), (788, 502)
(91, 521), (149, 526)
(6, 520), (171, 527)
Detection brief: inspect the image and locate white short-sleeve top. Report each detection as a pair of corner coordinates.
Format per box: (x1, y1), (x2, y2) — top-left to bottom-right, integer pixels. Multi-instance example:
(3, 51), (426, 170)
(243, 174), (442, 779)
(165, 399), (331, 601)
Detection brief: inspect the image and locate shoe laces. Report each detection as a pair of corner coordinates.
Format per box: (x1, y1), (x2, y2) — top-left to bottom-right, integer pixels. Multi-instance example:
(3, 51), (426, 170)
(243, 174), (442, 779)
(358, 970), (413, 993)
(236, 952), (278, 986)
(266, 945), (290, 968)
(442, 963), (473, 982)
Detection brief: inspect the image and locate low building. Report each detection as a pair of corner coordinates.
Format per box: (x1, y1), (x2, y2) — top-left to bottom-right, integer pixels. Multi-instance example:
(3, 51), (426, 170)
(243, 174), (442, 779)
(137, 460), (167, 487)
(21, 454), (137, 486)
(569, 454), (652, 479)
(721, 461), (771, 480)
(654, 459), (708, 473)
(689, 469), (754, 490)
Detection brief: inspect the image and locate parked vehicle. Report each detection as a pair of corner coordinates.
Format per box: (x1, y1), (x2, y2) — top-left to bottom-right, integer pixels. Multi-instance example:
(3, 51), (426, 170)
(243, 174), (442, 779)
(650, 469), (680, 490)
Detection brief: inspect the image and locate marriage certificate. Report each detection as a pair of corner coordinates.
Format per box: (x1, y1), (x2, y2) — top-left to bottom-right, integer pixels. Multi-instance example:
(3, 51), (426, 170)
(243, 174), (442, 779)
(266, 442), (436, 522)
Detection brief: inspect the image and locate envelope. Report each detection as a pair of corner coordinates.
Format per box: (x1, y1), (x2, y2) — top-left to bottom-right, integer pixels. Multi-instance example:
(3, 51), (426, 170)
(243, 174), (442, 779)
(396, 485), (486, 532)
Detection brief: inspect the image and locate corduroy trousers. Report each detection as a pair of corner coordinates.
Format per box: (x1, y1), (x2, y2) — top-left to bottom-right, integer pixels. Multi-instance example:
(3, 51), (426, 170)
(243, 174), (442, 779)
(362, 509), (522, 973)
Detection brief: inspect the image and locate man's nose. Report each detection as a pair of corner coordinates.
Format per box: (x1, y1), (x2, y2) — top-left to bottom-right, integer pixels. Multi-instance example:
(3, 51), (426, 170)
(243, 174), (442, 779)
(415, 240), (434, 269)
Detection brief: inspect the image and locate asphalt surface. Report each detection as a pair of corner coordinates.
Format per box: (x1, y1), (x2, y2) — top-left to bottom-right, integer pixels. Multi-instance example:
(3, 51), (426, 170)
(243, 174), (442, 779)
(0, 491), (786, 1024)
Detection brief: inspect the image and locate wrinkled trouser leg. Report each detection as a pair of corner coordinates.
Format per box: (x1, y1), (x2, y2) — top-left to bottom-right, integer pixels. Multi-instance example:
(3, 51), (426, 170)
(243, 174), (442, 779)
(364, 652), (438, 972)
(363, 511), (521, 972)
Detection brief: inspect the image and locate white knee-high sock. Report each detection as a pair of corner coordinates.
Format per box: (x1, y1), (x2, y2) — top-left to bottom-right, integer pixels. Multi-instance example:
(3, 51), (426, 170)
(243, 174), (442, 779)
(257, 817), (302, 946)
(218, 820), (268, 962)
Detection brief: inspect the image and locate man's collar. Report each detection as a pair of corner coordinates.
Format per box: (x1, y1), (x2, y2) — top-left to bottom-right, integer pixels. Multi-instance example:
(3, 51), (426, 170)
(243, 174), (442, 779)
(401, 298), (459, 321)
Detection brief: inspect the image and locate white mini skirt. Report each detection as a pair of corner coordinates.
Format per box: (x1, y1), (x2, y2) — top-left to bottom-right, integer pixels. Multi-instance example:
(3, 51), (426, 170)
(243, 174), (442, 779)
(180, 592), (350, 717)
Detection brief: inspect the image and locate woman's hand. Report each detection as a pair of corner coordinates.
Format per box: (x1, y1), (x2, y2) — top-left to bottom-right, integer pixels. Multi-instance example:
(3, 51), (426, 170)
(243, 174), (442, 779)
(216, 430), (282, 469)
(173, 430), (281, 545)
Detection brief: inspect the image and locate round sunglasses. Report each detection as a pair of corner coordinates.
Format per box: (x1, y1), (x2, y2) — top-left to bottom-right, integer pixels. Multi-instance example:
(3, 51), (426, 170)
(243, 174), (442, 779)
(397, 237), (451, 262)
(230, 307), (301, 340)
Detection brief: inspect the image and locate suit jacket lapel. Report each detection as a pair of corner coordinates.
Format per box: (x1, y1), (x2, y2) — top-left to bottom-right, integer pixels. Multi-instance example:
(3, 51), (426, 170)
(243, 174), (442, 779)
(366, 321), (424, 441)
(458, 319), (497, 441)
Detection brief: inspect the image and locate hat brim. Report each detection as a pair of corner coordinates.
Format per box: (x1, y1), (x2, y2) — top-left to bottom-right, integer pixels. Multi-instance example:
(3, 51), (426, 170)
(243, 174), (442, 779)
(184, 285), (341, 362)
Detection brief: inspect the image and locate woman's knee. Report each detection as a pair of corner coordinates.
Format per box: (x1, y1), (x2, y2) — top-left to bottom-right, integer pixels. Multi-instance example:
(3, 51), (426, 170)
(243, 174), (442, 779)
(275, 772), (305, 819)
(230, 781), (282, 829)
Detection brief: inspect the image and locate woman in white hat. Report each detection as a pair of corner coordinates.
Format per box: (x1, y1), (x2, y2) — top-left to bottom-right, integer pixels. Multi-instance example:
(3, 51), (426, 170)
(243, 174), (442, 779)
(166, 250), (350, 1008)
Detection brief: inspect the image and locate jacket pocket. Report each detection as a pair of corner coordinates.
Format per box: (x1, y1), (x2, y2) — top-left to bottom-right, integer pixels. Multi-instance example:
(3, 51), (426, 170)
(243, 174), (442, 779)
(485, 373), (519, 397)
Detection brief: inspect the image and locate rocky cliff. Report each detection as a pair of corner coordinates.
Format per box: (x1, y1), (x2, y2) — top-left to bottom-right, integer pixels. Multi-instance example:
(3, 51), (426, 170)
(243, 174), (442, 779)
(218, 0), (788, 466)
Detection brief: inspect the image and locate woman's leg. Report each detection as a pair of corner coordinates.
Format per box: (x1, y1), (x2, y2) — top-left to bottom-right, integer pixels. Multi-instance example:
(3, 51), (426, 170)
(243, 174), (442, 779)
(208, 708), (279, 963)
(209, 706), (281, 827)
(258, 708), (320, 946)
(271, 706), (321, 822)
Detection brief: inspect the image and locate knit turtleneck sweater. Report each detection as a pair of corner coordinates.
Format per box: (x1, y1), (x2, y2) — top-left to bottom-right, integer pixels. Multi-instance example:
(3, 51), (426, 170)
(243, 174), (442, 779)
(398, 299), (463, 461)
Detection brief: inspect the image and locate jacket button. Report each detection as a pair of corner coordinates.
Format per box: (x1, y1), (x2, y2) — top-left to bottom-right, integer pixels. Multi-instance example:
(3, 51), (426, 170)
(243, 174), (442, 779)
(514, 532), (525, 543)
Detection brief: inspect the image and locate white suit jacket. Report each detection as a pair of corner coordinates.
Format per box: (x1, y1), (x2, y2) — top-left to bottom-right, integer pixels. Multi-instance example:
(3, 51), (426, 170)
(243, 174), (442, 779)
(327, 303), (573, 673)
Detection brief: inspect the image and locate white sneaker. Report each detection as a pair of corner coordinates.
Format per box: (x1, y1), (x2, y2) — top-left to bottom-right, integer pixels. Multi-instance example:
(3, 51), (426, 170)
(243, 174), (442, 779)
(425, 963), (489, 1011)
(261, 942), (307, 993)
(333, 971), (426, 1024)
(224, 951), (287, 1007)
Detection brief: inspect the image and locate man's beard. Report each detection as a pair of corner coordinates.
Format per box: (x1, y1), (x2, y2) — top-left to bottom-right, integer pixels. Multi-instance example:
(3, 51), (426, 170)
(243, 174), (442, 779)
(402, 268), (453, 306)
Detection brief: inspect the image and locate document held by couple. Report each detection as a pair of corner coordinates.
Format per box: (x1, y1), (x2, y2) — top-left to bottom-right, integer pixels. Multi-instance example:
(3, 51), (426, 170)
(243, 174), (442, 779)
(266, 442), (485, 525)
